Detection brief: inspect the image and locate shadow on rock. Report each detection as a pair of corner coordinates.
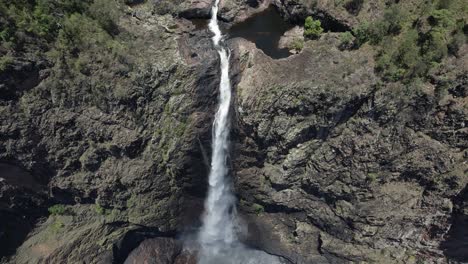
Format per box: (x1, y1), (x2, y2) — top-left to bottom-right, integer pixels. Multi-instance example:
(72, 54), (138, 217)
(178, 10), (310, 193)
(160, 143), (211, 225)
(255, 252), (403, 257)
(440, 184), (468, 262)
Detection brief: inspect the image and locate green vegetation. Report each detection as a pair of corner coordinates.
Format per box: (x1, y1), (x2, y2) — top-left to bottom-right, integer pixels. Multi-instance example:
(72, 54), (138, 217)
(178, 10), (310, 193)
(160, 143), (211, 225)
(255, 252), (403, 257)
(50, 219), (65, 233)
(0, 54), (14, 71)
(0, 0), (91, 44)
(352, 0), (466, 82)
(367, 172), (378, 182)
(304, 16), (323, 39)
(339, 31), (354, 49)
(252, 203), (265, 215)
(48, 204), (68, 215)
(0, 0), (125, 74)
(291, 38), (304, 51)
(95, 204), (109, 215)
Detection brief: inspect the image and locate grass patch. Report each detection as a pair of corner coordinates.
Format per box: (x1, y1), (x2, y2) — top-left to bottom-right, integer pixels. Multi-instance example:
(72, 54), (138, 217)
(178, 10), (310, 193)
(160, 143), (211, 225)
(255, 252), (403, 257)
(48, 204), (69, 215)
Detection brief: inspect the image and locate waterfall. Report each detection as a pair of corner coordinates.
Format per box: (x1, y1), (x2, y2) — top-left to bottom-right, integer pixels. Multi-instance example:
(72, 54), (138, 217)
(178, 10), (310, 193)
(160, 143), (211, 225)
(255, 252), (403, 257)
(197, 0), (237, 259)
(196, 1), (285, 263)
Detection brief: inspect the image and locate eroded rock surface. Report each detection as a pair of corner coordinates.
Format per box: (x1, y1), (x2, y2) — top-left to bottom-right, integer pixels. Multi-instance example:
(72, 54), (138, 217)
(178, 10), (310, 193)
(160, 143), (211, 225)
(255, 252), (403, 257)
(231, 30), (467, 264)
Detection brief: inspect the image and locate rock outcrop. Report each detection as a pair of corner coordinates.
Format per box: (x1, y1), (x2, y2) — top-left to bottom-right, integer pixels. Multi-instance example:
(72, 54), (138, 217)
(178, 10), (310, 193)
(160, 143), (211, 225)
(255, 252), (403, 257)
(1, 2), (220, 263)
(231, 30), (467, 264)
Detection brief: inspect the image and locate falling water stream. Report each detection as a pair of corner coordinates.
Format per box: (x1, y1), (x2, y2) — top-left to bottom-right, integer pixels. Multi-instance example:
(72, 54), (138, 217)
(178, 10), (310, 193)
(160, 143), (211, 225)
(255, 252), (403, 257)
(198, 0), (237, 256)
(196, 1), (286, 264)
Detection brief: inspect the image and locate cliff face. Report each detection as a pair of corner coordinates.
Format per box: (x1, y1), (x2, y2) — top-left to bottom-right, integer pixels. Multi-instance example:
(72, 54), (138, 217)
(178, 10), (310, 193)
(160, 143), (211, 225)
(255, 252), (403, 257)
(1, 3), (220, 262)
(232, 35), (467, 264)
(0, 0), (467, 263)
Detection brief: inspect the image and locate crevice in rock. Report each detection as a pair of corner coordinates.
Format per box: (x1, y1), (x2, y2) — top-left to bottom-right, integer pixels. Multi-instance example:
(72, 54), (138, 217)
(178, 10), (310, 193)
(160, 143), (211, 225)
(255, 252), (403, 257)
(440, 184), (468, 262)
(124, 0), (145, 7)
(0, 162), (49, 258)
(0, 60), (43, 101)
(344, 0), (364, 16)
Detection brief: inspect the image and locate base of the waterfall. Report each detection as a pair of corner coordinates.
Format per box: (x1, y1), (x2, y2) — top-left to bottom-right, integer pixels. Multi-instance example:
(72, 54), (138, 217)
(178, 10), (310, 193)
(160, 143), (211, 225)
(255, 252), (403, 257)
(124, 236), (290, 264)
(197, 243), (288, 264)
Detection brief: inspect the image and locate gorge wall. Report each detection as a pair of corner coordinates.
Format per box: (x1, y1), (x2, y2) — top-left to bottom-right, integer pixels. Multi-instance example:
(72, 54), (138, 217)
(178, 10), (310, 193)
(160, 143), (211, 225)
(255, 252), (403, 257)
(0, 0), (467, 263)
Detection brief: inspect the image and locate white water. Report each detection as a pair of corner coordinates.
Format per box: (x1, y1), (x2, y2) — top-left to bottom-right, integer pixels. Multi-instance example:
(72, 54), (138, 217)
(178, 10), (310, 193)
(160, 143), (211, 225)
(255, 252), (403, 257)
(197, 1), (285, 263)
(198, 0), (237, 256)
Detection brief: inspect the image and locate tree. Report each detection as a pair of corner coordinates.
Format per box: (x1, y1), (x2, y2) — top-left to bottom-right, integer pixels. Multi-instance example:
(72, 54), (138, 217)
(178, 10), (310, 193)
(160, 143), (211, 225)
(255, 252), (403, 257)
(304, 16), (323, 39)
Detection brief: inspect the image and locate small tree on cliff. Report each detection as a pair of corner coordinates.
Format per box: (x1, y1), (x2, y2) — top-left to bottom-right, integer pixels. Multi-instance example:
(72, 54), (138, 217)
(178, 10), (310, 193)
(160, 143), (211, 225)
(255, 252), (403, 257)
(304, 16), (323, 39)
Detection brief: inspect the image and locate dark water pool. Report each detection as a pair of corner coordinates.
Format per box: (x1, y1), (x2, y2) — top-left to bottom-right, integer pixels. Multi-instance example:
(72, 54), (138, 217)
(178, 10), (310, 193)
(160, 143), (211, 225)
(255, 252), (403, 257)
(190, 19), (209, 31)
(228, 6), (294, 59)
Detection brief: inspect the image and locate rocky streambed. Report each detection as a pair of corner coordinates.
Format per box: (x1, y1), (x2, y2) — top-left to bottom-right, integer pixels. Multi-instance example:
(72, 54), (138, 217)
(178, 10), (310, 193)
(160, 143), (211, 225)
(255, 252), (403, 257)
(0, 0), (467, 264)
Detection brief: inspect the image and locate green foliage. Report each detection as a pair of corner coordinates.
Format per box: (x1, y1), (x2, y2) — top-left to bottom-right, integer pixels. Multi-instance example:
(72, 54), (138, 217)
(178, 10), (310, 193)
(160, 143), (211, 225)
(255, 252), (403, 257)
(89, 0), (120, 34)
(422, 9), (457, 63)
(354, 0), (466, 83)
(0, 54), (13, 71)
(304, 16), (323, 39)
(353, 5), (407, 46)
(367, 172), (378, 182)
(28, 1), (56, 37)
(376, 29), (425, 81)
(290, 38), (304, 51)
(0, 0), (122, 66)
(252, 203), (265, 215)
(95, 204), (109, 215)
(50, 219), (65, 233)
(0, 0), (90, 42)
(48, 204), (67, 215)
(352, 22), (370, 46)
(428, 9), (456, 28)
(339, 31), (354, 48)
(56, 13), (109, 54)
(334, 0), (345, 6)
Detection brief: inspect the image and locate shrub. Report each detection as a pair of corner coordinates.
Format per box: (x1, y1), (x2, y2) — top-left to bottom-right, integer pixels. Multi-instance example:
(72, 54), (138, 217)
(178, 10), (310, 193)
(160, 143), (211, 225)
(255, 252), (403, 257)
(252, 203), (265, 215)
(290, 38), (304, 51)
(48, 204), (67, 215)
(352, 21), (370, 46)
(29, 1), (56, 37)
(0, 26), (14, 42)
(0, 54), (14, 71)
(95, 204), (109, 215)
(50, 219), (65, 233)
(352, 0), (464, 83)
(88, 0), (120, 35)
(428, 9), (456, 28)
(353, 5), (406, 46)
(422, 9), (457, 63)
(339, 31), (354, 49)
(382, 4), (406, 35)
(56, 13), (112, 56)
(448, 31), (466, 55)
(304, 16), (323, 39)
(376, 29), (428, 81)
